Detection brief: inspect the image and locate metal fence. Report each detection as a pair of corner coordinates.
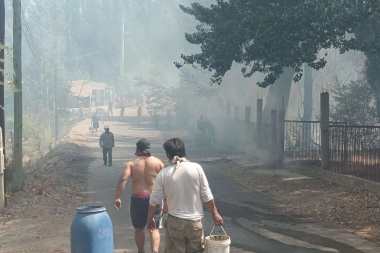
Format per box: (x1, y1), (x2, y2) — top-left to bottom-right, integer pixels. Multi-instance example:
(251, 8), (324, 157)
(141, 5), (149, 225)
(330, 124), (380, 181)
(284, 120), (321, 163)
(284, 120), (380, 182)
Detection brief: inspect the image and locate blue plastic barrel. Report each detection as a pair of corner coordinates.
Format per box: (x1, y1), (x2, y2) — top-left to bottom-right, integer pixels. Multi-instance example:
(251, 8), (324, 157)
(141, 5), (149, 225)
(70, 206), (114, 253)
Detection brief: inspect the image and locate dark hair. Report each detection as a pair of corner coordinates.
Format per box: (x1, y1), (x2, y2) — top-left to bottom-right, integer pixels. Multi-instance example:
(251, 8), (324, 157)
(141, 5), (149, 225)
(163, 138), (186, 160)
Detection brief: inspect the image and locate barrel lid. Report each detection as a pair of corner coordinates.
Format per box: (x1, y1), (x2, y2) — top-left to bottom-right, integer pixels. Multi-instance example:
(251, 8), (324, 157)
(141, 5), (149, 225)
(76, 206), (106, 214)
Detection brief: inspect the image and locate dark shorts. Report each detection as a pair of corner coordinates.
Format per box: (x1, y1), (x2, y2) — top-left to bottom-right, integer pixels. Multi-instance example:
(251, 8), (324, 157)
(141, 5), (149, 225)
(130, 194), (163, 229)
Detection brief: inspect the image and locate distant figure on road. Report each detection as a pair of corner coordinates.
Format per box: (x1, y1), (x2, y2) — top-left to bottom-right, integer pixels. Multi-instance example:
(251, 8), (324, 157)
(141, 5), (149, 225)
(99, 125), (114, 166)
(197, 115), (206, 135)
(147, 138), (223, 253)
(205, 117), (216, 143)
(108, 100), (113, 116)
(137, 105), (142, 123)
(114, 138), (164, 253)
(91, 112), (101, 135)
(153, 114), (160, 129)
(79, 101), (85, 120)
(166, 111), (172, 129)
(119, 98), (125, 117)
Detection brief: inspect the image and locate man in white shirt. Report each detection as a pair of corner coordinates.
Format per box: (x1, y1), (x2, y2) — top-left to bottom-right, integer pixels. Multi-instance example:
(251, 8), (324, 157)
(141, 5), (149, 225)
(146, 138), (223, 253)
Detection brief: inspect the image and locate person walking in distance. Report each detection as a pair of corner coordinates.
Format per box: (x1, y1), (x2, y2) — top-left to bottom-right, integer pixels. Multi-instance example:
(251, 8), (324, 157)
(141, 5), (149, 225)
(108, 100), (113, 116)
(114, 138), (164, 253)
(137, 105), (142, 123)
(99, 125), (114, 166)
(119, 98), (125, 117)
(147, 137), (223, 253)
(91, 112), (101, 135)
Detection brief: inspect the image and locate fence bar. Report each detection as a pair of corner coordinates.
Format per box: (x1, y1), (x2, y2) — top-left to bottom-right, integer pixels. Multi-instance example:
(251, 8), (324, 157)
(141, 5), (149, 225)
(256, 99), (263, 147)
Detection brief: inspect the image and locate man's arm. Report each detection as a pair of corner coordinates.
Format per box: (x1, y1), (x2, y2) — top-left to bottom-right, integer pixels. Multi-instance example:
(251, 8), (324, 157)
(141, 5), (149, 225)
(114, 162), (131, 210)
(112, 133), (115, 147)
(147, 171), (164, 231)
(99, 133), (103, 147)
(205, 199), (223, 226)
(146, 204), (159, 232)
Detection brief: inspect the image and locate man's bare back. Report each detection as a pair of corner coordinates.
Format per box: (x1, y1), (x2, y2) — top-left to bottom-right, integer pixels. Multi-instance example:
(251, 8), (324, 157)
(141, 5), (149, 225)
(128, 156), (163, 194)
(114, 155), (164, 210)
(113, 138), (164, 253)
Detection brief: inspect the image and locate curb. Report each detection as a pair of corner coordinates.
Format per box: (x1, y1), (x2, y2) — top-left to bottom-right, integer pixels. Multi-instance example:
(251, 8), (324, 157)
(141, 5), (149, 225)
(320, 170), (380, 194)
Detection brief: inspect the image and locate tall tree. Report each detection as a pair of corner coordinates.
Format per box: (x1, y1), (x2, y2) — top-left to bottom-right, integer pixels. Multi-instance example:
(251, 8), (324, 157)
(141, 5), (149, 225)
(176, 1), (380, 88)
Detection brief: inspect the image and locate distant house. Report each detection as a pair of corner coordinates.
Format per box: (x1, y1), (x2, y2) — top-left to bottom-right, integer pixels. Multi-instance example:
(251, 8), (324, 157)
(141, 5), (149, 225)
(69, 80), (113, 108)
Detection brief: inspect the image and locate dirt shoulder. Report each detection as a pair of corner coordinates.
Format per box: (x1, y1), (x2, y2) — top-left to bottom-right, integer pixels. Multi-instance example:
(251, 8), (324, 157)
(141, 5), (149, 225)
(0, 141), (94, 253)
(217, 159), (380, 245)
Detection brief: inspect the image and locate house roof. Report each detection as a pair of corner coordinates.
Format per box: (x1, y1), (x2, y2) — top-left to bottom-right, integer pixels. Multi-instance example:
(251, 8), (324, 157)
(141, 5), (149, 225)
(70, 80), (107, 97)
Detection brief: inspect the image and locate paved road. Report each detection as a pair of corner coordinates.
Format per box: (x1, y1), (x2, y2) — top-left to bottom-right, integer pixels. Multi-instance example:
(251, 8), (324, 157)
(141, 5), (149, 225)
(81, 116), (380, 253)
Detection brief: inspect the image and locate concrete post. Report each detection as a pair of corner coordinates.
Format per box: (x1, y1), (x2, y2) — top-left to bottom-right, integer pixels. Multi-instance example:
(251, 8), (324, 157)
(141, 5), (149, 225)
(277, 110), (285, 167)
(270, 110), (278, 164)
(245, 107), (251, 143)
(256, 99), (263, 146)
(321, 92), (330, 170)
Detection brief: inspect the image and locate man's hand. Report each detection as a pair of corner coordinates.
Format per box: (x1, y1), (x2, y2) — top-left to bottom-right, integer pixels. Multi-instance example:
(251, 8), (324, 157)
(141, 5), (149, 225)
(114, 199), (122, 210)
(205, 199), (223, 226)
(100, 144), (103, 148)
(146, 217), (156, 232)
(212, 213), (223, 226)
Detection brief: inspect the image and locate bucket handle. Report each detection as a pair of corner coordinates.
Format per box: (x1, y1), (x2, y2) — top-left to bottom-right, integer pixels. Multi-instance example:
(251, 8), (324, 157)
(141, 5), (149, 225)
(209, 225), (228, 237)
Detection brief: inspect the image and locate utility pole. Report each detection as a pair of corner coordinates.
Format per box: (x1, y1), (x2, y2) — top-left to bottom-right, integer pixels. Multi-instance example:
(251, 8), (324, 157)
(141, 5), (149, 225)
(54, 40), (58, 141)
(0, 0), (5, 147)
(13, 0), (23, 191)
(0, 0), (5, 210)
(120, 15), (125, 77)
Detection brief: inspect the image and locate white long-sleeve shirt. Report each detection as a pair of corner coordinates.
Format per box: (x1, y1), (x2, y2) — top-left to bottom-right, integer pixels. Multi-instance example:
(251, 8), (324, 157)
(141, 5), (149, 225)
(149, 159), (214, 221)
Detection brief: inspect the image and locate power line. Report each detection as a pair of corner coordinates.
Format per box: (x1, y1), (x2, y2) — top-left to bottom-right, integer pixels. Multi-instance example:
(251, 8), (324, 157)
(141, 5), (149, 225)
(10, 0), (45, 70)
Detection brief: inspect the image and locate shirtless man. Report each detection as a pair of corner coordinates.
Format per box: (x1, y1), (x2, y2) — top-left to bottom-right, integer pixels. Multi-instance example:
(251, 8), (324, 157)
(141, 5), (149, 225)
(114, 138), (164, 253)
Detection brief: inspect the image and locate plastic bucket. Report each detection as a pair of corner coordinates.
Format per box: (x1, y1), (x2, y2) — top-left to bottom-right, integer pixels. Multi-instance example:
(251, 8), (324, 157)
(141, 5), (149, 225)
(70, 206), (114, 253)
(205, 226), (230, 253)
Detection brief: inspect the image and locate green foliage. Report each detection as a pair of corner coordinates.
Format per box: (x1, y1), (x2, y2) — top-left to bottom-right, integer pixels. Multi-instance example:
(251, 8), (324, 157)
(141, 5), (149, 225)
(23, 109), (53, 153)
(177, 0), (380, 87)
(137, 68), (218, 127)
(331, 77), (378, 125)
(137, 79), (176, 117)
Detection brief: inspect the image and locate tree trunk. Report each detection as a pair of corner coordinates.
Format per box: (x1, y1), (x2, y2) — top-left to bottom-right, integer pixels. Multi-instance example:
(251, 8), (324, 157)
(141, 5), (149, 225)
(366, 54), (380, 118)
(302, 64), (313, 146)
(262, 68), (294, 123)
(355, 18), (380, 118)
(13, 0), (23, 192)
